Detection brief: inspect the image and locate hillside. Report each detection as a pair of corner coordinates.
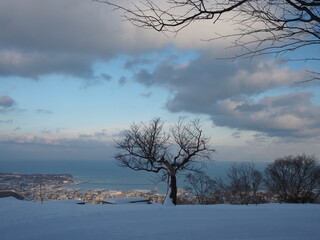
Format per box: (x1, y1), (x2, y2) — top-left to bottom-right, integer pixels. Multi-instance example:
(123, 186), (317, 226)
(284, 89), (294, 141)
(0, 197), (319, 240)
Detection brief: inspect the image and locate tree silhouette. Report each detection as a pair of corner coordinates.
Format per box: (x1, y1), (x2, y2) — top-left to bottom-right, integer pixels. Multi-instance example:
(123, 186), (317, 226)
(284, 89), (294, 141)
(265, 154), (320, 203)
(115, 117), (214, 205)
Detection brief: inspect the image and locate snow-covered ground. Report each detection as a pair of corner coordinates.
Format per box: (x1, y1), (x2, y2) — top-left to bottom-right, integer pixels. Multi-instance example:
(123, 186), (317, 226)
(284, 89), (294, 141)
(1, 197), (319, 240)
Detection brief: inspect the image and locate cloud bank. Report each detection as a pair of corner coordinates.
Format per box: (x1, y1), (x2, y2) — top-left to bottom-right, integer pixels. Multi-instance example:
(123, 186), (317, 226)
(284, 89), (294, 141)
(0, 0), (173, 79)
(133, 54), (320, 138)
(0, 0), (240, 80)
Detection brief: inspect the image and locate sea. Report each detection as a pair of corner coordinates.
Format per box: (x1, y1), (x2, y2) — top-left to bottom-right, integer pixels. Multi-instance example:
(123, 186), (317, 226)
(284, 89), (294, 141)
(0, 160), (268, 194)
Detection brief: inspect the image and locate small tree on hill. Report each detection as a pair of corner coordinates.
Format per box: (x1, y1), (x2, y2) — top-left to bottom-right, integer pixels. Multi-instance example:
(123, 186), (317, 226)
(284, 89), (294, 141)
(115, 117), (214, 205)
(226, 162), (263, 204)
(184, 171), (215, 204)
(265, 154), (320, 203)
(212, 162), (263, 204)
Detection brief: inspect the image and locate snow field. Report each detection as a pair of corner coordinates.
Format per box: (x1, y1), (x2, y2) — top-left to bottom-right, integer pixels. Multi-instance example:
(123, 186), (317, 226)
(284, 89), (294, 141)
(0, 197), (319, 240)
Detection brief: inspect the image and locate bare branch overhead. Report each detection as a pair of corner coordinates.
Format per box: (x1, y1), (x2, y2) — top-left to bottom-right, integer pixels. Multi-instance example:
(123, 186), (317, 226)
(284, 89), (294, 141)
(99, 1), (319, 63)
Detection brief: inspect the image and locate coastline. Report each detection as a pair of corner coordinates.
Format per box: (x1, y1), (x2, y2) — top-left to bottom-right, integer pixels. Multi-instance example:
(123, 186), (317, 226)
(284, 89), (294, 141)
(0, 160), (272, 204)
(0, 172), (167, 203)
(0, 159), (172, 192)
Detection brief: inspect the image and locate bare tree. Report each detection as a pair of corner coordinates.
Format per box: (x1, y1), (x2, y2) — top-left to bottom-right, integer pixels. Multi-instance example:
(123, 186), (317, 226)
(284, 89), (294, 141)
(211, 162), (263, 204)
(265, 154), (320, 203)
(226, 162), (263, 204)
(115, 117), (214, 205)
(184, 171), (215, 204)
(99, 0), (320, 79)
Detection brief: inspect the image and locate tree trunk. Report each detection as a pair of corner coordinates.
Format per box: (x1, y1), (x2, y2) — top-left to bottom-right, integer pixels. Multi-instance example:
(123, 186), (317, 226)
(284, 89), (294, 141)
(163, 174), (177, 205)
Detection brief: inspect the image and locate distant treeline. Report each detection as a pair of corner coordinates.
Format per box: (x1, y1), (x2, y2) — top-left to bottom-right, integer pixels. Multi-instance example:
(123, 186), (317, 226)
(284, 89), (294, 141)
(182, 154), (320, 205)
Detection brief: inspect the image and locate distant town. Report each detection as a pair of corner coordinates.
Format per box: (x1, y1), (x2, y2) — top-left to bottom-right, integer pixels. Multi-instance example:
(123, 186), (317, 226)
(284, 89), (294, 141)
(0, 173), (167, 203)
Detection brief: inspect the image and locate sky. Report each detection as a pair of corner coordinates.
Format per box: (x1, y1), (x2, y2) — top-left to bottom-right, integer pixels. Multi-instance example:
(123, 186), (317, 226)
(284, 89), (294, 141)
(0, 0), (320, 162)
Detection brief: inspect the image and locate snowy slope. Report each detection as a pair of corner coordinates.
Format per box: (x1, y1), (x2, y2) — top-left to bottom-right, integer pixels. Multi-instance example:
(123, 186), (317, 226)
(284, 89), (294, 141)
(0, 197), (319, 240)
